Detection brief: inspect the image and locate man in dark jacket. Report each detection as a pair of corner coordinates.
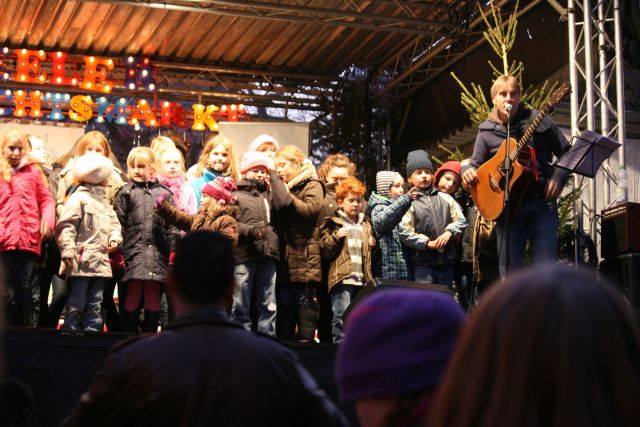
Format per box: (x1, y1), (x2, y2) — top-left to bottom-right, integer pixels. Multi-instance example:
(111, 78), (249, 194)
(63, 231), (348, 427)
(461, 75), (570, 277)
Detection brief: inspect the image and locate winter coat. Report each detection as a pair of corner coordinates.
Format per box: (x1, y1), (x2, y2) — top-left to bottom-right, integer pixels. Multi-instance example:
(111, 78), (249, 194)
(55, 185), (122, 278)
(56, 159), (125, 216)
(113, 180), (181, 283)
(62, 310), (348, 427)
(275, 163), (324, 286)
(399, 188), (467, 266)
(319, 214), (373, 292)
(235, 173), (291, 264)
(156, 201), (238, 246)
(461, 107), (571, 200)
(366, 191), (413, 280)
(0, 157), (55, 256)
(189, 168), (233, 207)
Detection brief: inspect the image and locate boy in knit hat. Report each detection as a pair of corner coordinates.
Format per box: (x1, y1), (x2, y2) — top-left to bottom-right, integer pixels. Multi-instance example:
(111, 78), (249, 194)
(365, 171), (417, 280)
(56, 153), (122, 331)
(399, 150), (467, 286)
(335, 288), (465, 427)
(434, 160), (462, 196)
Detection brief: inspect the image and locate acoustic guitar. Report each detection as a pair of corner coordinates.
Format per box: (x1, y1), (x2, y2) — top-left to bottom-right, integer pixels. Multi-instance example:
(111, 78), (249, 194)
(471, 82), (571, 221)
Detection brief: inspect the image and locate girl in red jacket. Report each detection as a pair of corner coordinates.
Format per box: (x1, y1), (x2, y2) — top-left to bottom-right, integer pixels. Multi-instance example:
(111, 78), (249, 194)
(0, 129), (55, 326)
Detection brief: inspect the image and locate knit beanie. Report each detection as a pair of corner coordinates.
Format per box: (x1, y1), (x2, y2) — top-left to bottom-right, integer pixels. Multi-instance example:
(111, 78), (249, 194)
(376, 171), (400, 197)
(406, 149), (433, 178)
(335, 288), (465, 402)
(73, 153), (113, 185)
(239, 151), (274, 174)
(202, 176), (237, 205)
(434, 160), (462, 186)
(248, 134), (280, 153)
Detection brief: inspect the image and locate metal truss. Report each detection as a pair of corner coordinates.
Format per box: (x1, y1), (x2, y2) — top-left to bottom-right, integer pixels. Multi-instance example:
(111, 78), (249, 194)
(371, 0), (544, 105)
(78, 0), (461, 35)
(567, 0), (626, 251)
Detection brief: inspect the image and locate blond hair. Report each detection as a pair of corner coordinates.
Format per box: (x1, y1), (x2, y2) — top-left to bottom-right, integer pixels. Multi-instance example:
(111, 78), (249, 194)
(490, 75), (521, 100)
(0, 129), (28, 182)
(275, 145), (305, 166)
(317, 153), (356, 181)
(150, 136), (176, 156)
(195, 135), (238, 179)
(126, 146), (157, 179)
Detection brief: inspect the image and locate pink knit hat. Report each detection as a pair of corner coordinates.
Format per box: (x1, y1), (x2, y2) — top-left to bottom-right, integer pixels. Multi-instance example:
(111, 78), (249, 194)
(202, 176), (237, 205)
(239, 151), (274, 174)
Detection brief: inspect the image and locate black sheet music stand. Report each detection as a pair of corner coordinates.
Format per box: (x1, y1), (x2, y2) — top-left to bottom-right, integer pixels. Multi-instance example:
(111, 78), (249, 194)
(556, 130), (620, 265)
(556, 130), (620, 178)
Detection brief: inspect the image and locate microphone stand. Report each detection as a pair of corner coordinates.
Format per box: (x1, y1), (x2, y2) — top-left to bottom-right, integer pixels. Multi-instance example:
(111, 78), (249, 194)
(502, 106), (512, 276)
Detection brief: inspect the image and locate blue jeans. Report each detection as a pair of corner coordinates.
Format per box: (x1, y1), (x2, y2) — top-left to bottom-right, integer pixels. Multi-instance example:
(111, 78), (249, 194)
(330, 285), (359, 343)
(63, 277), (106, 331)
(232, 260), (277, 336)
(496, 197), (559, 277)
(413, 265), (454, 286)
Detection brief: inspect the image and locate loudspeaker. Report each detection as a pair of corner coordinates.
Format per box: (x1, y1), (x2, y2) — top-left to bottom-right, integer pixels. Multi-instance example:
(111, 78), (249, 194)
(344, 278), (452, 319)
(599, 253), (640, 309)
(601, 203), (640, 259)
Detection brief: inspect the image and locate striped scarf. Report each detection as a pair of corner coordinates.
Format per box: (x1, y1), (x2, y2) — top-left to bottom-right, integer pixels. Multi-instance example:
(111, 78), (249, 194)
(337, 210), (365, 286)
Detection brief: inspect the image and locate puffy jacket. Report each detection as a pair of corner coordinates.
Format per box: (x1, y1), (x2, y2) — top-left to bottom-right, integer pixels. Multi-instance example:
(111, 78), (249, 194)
(113, 180), (180, 283)
(366, 191), (413, 280)
(156, 201), (238, 246)
(62, 310), (348, 427)
(275, 163), (324, 285)
(57, 160), (125, 216)
(235, 173), (291, 264)
(0, 158), (55, 255)
(399, 188), (467, 266)
(55, 185), (122, 278)
(319, 214), (373, 292)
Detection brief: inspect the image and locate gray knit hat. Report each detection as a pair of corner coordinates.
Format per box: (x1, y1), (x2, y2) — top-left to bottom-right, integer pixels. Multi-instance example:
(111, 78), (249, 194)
(406, 149), (433, 178)
(376, 171), (400, 197)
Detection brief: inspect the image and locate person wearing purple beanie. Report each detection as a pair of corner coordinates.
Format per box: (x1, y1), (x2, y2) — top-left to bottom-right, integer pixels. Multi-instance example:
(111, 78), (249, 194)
(335, 288), (466, 427)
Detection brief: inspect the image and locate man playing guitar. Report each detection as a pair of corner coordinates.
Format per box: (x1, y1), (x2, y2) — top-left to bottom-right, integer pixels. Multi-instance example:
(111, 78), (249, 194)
(461, 75), (570, 277)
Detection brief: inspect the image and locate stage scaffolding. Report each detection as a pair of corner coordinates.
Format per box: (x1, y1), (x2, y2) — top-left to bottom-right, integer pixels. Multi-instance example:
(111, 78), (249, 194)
(567, 0), (626, 255)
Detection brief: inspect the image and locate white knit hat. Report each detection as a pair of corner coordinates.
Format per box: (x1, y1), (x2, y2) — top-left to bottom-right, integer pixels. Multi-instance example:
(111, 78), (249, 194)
(248, 134), (280, 152)
(73, 153), (113, 185)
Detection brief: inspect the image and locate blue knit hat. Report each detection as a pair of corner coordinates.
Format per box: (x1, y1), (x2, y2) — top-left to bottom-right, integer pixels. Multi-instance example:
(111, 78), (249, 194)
(335, 288), (465, 401)
(406, 149), (433, 177)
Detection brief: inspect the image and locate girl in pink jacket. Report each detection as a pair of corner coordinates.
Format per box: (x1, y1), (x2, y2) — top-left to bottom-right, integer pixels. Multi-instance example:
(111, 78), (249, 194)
(0, 129), (55, 326)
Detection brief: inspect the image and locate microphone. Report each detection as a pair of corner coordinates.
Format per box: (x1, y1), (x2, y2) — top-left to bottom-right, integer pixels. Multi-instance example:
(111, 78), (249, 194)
(504, 102), (513, 114)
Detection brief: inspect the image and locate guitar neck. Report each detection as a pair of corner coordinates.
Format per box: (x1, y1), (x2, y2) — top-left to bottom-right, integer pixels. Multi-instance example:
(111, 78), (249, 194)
(509, 103), (552, 162)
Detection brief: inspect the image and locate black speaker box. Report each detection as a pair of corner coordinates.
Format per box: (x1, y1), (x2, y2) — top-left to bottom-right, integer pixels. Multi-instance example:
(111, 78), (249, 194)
(601, 203), (640, 259)
(599, 253), (640, 308)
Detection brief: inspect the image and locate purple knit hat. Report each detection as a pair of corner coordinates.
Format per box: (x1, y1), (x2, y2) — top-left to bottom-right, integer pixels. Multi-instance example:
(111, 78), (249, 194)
(335, 288), (466, 401)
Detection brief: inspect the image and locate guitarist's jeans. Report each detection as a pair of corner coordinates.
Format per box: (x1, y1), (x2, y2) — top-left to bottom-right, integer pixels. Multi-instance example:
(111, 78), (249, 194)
(496, 197), (559, 278)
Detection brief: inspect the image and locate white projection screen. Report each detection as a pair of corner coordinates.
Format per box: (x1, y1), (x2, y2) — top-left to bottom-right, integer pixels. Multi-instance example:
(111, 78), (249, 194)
(218, 121), (309, 157)
(0, 122), (85, 161)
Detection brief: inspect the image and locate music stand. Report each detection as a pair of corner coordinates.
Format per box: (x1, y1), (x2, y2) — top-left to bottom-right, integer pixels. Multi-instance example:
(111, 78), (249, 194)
(556, 130), (620, 265)
(556, 130), (620, 178)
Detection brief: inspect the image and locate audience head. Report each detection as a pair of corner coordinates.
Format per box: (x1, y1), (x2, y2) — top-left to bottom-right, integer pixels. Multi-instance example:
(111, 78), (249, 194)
(196, 135), (237, 179)
(127, 146), (157, 182)
(274, 145), (305, 183)
(375, 171), (404, 199)
(434, 160), (461, 195)
(335, 288), (465, 427)
(405, 149), (433, 190)
(429, 263), (640, 427)
(168, 231), (235, 311)
(317, 153), (356, 186)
